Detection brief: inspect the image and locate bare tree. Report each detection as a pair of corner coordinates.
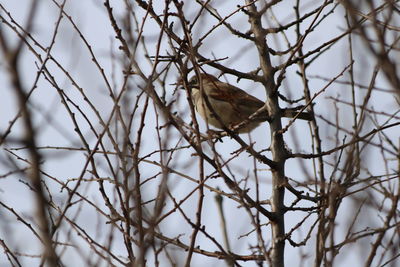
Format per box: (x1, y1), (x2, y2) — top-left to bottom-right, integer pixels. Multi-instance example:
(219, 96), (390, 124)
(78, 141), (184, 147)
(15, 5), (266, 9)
(1, 0), (400, 266)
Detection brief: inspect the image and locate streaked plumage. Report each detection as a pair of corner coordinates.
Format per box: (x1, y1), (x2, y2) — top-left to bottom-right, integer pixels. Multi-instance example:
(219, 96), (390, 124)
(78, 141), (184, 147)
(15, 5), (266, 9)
(185, 73), (312, 132)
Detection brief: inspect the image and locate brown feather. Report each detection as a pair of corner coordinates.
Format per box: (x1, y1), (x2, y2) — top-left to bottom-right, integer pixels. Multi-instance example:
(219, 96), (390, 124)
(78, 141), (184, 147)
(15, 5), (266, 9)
(186, 73), (312, 132)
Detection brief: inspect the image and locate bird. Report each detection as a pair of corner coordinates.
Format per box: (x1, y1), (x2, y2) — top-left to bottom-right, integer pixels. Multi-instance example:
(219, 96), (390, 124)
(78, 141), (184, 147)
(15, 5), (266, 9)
(182, 73), (312, 133)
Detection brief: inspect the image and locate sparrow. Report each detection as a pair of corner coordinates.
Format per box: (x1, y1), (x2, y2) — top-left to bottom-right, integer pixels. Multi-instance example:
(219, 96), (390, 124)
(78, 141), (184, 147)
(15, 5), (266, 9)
(182, 73), (312, 133)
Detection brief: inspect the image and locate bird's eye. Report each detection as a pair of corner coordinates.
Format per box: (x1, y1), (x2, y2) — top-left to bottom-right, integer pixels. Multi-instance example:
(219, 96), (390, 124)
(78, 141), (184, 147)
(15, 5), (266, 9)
(188, 76), (199, 87)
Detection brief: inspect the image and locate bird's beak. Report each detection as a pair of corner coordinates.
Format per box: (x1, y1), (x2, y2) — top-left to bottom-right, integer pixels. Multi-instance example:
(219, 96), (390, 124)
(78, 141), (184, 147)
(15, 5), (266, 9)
(176, 74), (202, 90)
(177, 77), (198, 90)
(175, 77), (186, 90)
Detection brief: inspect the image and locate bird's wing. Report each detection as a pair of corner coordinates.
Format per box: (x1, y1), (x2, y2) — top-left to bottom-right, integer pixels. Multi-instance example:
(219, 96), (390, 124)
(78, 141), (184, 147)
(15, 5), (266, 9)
(208, 81), (265, 109)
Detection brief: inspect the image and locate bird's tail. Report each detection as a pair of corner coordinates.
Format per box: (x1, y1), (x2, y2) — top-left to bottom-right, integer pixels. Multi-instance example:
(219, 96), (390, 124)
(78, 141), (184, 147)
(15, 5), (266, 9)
(282, 107), (313, 121)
